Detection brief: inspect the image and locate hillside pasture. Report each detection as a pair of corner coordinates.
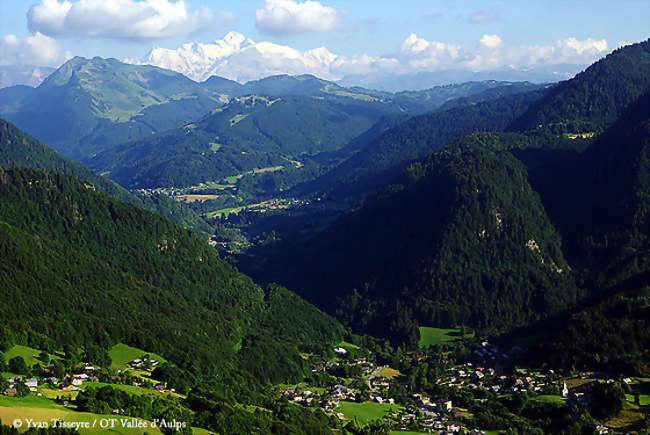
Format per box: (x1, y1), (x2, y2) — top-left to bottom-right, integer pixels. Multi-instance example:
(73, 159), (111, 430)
(336, 401), (396, 426)
(418, 327), (474, 348)
(4, 345), (46, 367)
(107, 344), (166, 371)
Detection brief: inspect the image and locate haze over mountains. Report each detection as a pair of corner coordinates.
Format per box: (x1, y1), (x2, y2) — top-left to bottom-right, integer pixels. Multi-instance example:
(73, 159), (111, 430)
(127, 31), (588, 91)
(0, 65), (55, 89)
(2, 31), (588, 92)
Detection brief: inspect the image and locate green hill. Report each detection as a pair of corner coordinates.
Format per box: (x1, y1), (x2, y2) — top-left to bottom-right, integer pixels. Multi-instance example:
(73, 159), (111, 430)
(87, 79), (535, 191)
(514, 91), (650, 290)
(528, 275), (650, 376)
(87, 94), (390, 189)
(0, 54), (532, 167)
(238, 75), (534, 114)
(0, 118), (213, 236)
(304, 88), (545, 200)
(248, 143), (579, 345)
(0, 166), (344, 431)
(0, 167), (343, 373)
(0, 57), (224, 159)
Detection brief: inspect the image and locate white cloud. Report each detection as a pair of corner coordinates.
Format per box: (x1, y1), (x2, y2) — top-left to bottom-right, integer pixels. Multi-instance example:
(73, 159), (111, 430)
(27, 0), (215, 40)
(0, 32), (69, 67)
(255, 0), (342, 35)
(400, 34), (609, 72)
(558, 37), (607, 56)
(502, 38), (608, 67)
(131, 32), (613, 83)
(480, 34), (502, 50)
(399, 34), (463, 70)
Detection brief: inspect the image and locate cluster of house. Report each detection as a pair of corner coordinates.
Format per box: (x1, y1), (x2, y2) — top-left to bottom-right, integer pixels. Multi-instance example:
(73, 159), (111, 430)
(321, 397), (346, 420)
(3, 356), (172, 398)
(435, 361), (558, 397)
(127, 356), (160, 370)
(311, 355), (377, 377)
(280, 383), (364, 420)
(3, 376), (39, 396)
(281, 388), (318, 405)
(3, 363), (100, 396)
(330, 384), (357, 401)
(279, 386), (352, 420)
(283, 341), (623, 434)
(389, 395), (481, 434)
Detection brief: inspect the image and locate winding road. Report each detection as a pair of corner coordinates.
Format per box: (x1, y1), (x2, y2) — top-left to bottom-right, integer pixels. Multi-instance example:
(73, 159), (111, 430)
(367, 365), (385, 390)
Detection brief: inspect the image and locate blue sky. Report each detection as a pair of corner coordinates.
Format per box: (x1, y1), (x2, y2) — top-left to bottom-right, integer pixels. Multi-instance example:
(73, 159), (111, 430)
(1, 0), (648, 82)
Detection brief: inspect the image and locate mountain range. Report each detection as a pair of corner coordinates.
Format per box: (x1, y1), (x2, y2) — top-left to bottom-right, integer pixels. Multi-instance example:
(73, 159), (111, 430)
(0, 55), (539, 167)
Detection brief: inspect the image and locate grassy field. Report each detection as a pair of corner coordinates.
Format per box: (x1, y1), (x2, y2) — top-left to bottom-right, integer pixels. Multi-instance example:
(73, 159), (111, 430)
(0, 394), (211, 435)
(377, 367), (401, 379)
(565, 132), (596, 139)
(0, 395), (62, 409)
(207, 205), (245, 218)
(418, 327), (474, 347)
(38, 386), (79, 400)
(0, 405), (165, 434)
(4, 345), (44, 366)
(565, 378), (596, 389)
(108, 344), (166, 371)
(229, 113), (249, 125)
(83, 383), (160, 397)
(531, 395), (565, 404)
(337, 341), (360, 350)
(605, 401), (644, 430)
(337, 402), (396, 425)
(176, 194), (220, 203)
(221, 166), (285, 185)
(626, 394), (650, 406)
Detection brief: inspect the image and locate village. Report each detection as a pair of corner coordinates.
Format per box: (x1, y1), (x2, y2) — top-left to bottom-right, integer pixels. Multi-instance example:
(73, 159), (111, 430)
(2, 339), (647, 434)
(276, 340), (641, 434)
(2, 352), (175, 410)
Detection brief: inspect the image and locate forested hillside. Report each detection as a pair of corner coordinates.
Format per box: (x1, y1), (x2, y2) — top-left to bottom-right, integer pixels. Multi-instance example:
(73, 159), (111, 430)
(87, 94), (391, 189)
(0, 119), (213, 236)
(511, 39), (650, 133)
(514, 91), (650, 290)
(243, 143), (580, 345)
(0, 166), (346, 431)
(304, 89), (546, 200)
(237, 41), (650, 349)
(0, 167), (343, 377)
(528, 276), (650, 376)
